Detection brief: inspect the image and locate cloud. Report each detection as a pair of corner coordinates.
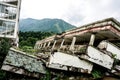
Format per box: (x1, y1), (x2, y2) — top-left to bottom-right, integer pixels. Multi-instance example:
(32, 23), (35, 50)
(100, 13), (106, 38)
(20, 0), (120, 27)
(81, 0), (120, 25)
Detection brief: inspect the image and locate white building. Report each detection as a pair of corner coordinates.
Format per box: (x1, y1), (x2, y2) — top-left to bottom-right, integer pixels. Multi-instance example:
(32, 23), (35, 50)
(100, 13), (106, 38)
(0, 0), (21, 46)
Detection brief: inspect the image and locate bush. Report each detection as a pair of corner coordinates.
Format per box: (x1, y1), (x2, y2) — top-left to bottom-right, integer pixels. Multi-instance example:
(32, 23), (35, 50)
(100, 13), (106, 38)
(0, 38), (11, 79)
(21, 46), (36, 54)
(0, 38), (11, 55)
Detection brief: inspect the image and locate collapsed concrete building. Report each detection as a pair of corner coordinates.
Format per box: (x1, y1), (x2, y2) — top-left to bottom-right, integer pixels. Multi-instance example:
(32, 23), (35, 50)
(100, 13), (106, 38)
(0, 0), (21, 46)
(0, 0), (119, 79)
(1, 18), (120, 79)
(34, 18), (120, 76)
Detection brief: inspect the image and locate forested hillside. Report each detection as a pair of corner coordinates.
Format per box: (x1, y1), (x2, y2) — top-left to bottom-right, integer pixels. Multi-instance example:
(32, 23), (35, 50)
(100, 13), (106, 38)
(19, 18), (76, 33)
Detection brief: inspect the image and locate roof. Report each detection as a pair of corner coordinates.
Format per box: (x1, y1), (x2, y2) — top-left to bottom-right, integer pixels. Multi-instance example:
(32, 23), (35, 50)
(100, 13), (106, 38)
(35, 18), (120, 44)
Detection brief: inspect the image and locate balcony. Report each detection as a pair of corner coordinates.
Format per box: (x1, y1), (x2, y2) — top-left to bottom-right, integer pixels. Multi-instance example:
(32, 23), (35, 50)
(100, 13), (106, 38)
(0, 0), (18, 5)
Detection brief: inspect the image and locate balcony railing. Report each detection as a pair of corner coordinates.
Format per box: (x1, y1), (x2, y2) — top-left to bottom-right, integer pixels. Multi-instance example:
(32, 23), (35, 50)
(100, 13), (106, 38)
(0, 0), (17, 2)
(0, 0), (18, 5)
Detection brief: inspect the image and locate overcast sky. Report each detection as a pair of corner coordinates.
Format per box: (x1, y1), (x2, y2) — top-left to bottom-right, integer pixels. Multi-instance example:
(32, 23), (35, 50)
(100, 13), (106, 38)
(20, 0), (120, 27)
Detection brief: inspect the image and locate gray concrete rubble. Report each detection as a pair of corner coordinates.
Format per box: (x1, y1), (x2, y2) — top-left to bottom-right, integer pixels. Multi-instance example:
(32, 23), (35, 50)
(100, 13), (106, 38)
(1, 48), (46, 78)
(47, 52), (93, 73)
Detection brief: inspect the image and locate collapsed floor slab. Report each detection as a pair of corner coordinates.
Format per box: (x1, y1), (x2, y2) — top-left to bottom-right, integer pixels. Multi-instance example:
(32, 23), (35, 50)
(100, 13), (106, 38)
(1, 48), (46, 78)
(47, 52), (93, 74)
(80, 46), (114, 69)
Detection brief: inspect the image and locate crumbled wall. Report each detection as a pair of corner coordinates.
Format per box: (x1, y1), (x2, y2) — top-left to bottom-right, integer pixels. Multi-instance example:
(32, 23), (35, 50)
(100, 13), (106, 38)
(2, 49), (46, 74)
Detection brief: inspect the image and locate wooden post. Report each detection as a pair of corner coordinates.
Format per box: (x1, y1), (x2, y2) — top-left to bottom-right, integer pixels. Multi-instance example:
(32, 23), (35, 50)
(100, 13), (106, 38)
(69, 37), (76, 50)
(89, 34), (95, 46)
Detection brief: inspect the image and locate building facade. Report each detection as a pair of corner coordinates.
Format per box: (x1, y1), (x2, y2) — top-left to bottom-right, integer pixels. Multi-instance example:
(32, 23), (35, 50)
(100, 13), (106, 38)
(0, 0), (21, 46)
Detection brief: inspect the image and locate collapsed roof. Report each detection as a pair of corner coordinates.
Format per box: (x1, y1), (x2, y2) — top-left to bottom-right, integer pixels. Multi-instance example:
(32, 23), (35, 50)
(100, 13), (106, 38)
(35, 17), (120, 46)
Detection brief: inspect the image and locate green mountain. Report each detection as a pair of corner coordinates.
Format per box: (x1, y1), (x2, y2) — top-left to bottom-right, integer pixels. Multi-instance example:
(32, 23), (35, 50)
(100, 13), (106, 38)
(19, 18), (76, 33)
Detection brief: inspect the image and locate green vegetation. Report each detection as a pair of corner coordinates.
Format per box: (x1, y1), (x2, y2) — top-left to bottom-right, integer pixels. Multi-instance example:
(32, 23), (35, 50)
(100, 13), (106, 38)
(92, 69), (102, 79)
(0, 38), (11, 56)
(19, 31), (54, 54)
(0, 71), (6, 79)
(91, 67), (105, 79)
(112, 54), (117, 58)
(20, 46), (36, 55)
(0, 37), (47, 79)
(0, 32), (54, 79)
(40, 70), (51, 80)
(113, 59), (120, 66)
(79, 46), (86, 53)
(0, 38), (11, 79)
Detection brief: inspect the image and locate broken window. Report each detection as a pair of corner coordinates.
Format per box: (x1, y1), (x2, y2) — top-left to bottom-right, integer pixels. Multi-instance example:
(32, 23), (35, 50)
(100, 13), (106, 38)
(0, 4), (17, 20)
(0, 20), (15, 36)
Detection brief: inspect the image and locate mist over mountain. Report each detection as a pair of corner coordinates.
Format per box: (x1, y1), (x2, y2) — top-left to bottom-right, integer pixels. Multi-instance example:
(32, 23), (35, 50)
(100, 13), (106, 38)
(19, 18), (76, 33)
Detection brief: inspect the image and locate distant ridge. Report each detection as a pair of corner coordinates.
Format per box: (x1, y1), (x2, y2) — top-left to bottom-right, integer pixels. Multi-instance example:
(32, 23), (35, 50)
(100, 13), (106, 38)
(19, 18), (76, 33)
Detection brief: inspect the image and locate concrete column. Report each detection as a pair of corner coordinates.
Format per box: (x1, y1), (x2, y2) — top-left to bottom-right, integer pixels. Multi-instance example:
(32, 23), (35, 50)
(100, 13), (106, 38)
(15, 35), (19, 47)
(47, 42), (51, 47)
(43, 43), (46, 48)
(89, 34), (95, 46)
(14, 0), (22, 46)
(52, 40), (57, 50)
(60, 39), (65, 49)
(39, 44), (41, 49)
(69, 37), (76, 50)
(41, 43), (43, 48)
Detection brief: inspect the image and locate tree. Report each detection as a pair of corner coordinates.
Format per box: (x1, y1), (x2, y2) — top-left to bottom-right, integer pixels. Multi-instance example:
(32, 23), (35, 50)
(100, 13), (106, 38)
(0, 38), (11, 79)
(19, 31), (54, 48)
(0, 38), (11, 56)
